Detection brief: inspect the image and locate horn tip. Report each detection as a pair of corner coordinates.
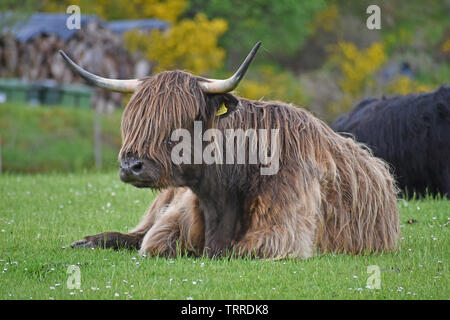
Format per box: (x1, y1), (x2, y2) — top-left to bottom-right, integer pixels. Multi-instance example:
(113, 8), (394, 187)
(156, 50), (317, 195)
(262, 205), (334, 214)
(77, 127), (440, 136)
(248, 41), (262, 58)
(59, 50), (70, 60)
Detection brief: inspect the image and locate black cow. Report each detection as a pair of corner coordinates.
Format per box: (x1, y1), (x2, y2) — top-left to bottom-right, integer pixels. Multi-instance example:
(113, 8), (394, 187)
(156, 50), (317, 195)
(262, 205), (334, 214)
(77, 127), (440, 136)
(332, 85), (450, 197)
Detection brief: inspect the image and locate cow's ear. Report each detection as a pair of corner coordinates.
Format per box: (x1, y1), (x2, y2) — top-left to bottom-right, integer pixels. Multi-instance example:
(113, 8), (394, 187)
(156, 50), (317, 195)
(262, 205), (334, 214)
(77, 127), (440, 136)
(437, 102), (450, 121)
(212, 93), (239, 119)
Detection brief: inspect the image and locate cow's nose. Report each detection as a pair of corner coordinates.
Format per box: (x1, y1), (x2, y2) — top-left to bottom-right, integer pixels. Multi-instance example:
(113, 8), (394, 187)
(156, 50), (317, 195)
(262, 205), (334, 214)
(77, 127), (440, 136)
(120, 159), (144, 180)
(130, 160), (143, 174)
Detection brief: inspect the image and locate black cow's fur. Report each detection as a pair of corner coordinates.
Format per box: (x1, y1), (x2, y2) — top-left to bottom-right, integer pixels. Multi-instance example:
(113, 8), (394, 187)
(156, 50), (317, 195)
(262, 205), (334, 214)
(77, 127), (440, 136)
(332, 85), (450, 197)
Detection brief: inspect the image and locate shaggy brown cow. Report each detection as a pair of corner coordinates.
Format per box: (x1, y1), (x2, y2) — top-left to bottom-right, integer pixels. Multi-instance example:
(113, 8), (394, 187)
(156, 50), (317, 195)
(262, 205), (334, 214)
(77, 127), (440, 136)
(62, 43), (399, 259)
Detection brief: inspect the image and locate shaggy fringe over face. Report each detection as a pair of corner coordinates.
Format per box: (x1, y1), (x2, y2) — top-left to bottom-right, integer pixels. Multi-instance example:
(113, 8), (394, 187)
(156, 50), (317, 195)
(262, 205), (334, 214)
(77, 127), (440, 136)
(120, 70), (400, 258)
(120, 71), (209, 184)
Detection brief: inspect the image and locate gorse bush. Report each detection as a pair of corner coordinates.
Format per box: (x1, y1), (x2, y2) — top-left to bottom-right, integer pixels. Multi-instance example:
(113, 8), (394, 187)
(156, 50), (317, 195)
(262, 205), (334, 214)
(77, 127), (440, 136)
(326, 39), (435, 117)
(441, 39), (450, 54)
(43, 0), (187, 22)
(329, 41), (387, 97)
(387, 76), (433, 95)
(237, 66), (306, 107)
(311, 2), (339, 33)
(125, 13), (227, 74)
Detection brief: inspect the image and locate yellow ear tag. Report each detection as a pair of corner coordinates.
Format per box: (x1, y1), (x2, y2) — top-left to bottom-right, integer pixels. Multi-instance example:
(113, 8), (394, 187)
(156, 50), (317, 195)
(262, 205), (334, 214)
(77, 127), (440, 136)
(216, 103), (228, 116)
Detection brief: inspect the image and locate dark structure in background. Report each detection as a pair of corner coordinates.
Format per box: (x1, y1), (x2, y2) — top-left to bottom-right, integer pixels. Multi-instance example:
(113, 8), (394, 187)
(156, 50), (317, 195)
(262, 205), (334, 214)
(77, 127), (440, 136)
(0, 13), (168, 111)
(332, 85), (450, 197)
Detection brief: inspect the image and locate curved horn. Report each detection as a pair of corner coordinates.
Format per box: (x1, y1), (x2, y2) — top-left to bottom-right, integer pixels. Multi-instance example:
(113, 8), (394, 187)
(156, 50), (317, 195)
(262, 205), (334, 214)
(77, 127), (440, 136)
(199, 41), (261, 94)
(59, 50), (142, 93)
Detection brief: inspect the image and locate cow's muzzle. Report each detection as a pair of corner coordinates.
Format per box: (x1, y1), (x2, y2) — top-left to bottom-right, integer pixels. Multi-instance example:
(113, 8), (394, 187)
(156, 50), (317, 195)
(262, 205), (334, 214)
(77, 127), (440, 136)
(119, 158), (145, 183)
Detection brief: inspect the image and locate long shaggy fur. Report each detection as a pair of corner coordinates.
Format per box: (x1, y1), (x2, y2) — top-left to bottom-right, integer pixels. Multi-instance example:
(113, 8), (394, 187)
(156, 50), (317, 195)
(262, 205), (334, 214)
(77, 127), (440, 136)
(119, 71), (400, 259)
(332, 85), (450, 197)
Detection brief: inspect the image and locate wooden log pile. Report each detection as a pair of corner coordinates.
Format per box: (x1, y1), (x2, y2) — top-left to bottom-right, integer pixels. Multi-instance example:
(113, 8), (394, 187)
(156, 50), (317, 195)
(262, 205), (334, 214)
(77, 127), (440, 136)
(0, 20), (151, 112)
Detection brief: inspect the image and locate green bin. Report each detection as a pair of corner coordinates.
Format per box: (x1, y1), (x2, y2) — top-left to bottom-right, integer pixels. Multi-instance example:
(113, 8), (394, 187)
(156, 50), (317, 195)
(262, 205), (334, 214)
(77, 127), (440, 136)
(0, 79), (29, 103)
(61, 85), (93, 109)
(40, 80), (61, 105)
(27, 83), (43, 105)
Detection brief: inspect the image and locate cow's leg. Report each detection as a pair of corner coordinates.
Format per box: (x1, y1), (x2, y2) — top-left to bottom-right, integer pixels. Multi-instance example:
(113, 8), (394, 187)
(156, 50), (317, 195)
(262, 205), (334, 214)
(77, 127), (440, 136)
(235, 210), (317, 259)
(71, 188), (180, 250)
(235, 186), (320, 259)
(139, 209), (204, 257)
(202, 209), (240, 258)
(138, 211), (181, 257)
(139, 188), (204, 257)
(189, 193), (244, 258)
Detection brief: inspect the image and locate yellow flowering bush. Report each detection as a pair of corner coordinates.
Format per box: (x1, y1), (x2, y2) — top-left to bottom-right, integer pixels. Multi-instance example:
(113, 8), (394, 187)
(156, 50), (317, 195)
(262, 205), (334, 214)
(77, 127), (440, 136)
(125, 13), (227, 74)
(387, 76), (433, 95)
(311, 3), (339, 33)
(237, 66), (305, 106)
(441, 39), (450, 53)
(329, 41), (387, 97)
(326, 40), (433, 116)
(43, 0), (186, 22)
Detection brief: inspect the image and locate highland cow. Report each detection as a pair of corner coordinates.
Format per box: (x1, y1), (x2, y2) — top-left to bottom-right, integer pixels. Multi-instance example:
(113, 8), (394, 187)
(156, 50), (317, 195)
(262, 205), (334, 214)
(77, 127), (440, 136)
(62, 42), (399, 259)
(332, 86), (450, 197)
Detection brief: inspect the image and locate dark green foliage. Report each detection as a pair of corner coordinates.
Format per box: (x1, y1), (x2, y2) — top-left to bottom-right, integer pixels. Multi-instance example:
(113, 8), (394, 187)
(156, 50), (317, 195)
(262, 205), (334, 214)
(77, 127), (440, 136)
(185, 0), (326, 65)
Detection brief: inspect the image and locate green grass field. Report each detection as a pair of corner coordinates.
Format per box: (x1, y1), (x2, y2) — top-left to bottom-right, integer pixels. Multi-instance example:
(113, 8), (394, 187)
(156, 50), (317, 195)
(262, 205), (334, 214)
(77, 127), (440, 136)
(0, 172), (448, 300)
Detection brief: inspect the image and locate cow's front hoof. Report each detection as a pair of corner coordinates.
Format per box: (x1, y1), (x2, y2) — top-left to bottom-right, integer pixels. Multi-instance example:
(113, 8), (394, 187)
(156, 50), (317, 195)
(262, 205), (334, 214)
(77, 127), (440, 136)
(70, 233), (107, 249)
(70, 232), (142, 250)
(70, 238), (97, 249)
